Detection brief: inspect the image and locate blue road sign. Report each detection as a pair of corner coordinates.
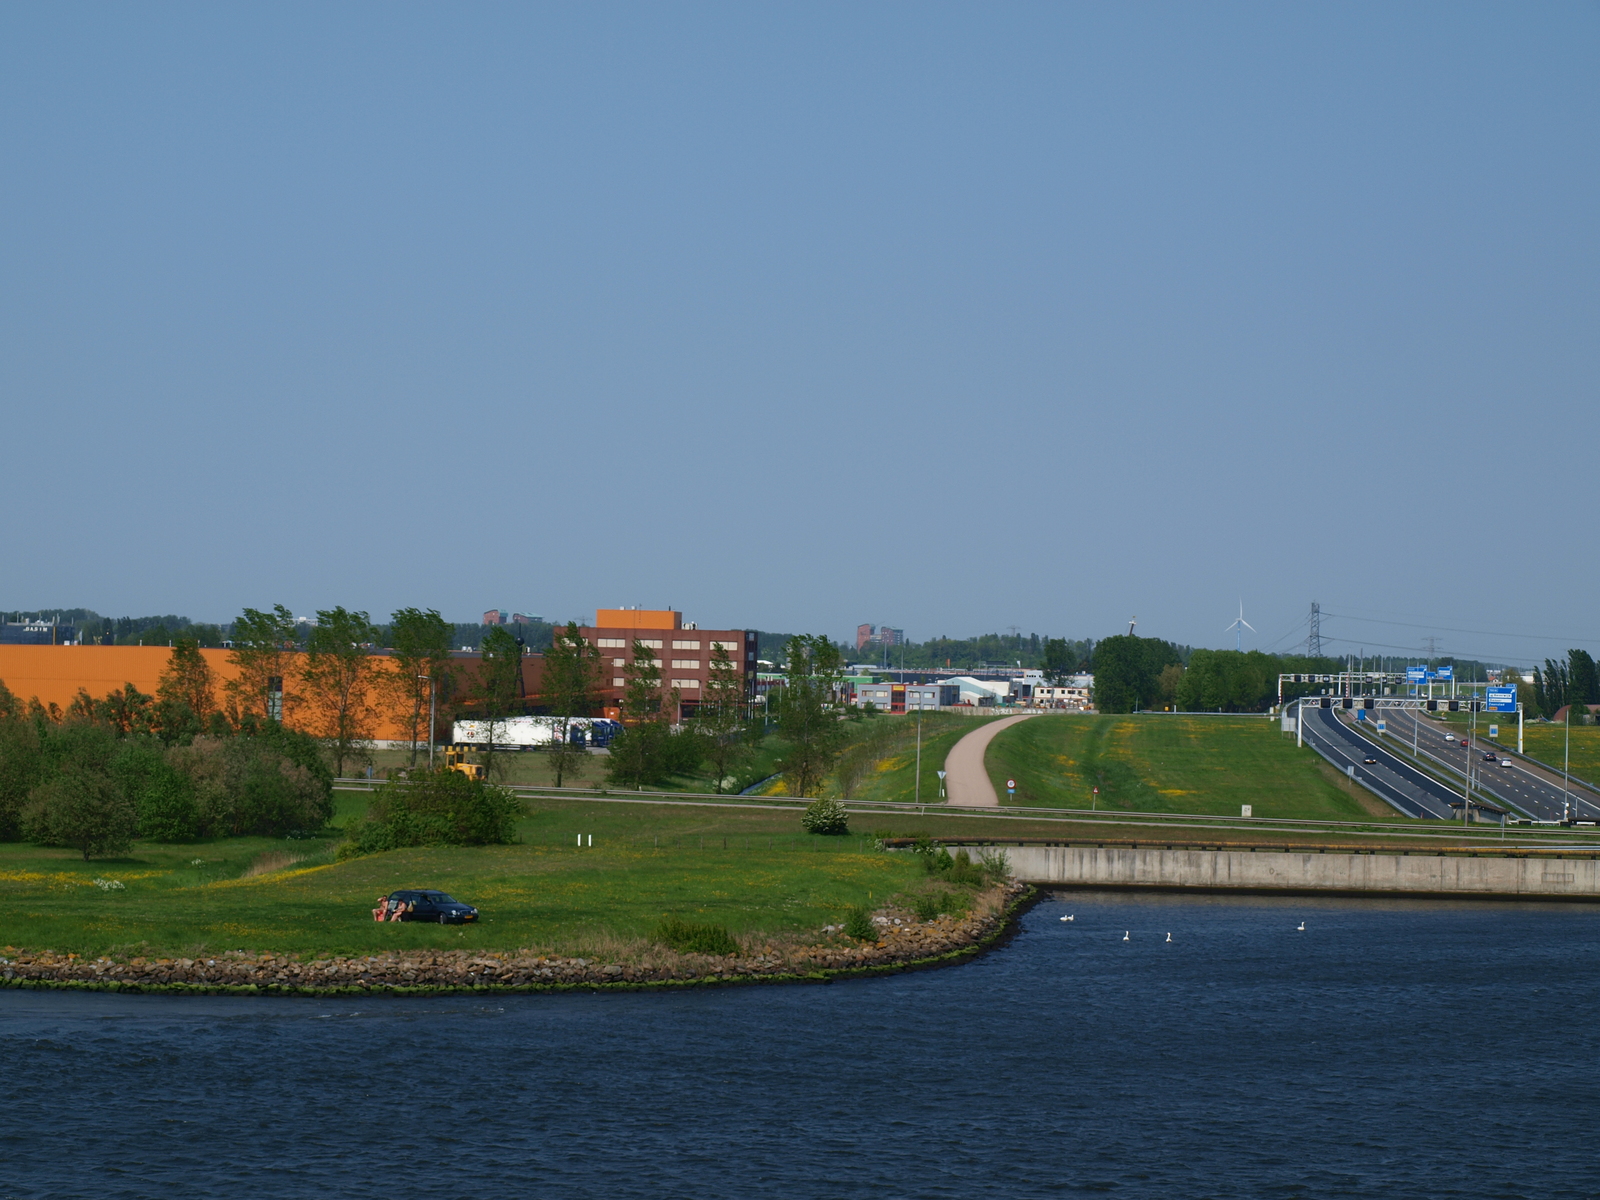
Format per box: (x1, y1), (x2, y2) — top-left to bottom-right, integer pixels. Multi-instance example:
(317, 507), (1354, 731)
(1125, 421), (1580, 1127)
(1436, 665), (1454, 680)
(1487, 687), (1517, 713)
(1406, 666), (1427, 683)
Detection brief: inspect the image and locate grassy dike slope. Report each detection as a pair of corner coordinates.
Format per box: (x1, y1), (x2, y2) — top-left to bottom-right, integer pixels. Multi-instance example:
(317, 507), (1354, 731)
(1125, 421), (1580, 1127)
(984, 714), (1400, 820)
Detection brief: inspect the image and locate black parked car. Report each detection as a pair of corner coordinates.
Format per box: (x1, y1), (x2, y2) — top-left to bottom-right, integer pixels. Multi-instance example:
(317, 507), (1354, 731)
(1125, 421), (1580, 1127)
(382, 890), (478, 924)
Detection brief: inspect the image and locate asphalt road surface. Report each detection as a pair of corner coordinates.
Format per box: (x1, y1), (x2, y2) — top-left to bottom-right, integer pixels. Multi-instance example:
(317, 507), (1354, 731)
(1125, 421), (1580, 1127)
(1298, 703), (1460, 820)
(1357, 706), (1600, 823)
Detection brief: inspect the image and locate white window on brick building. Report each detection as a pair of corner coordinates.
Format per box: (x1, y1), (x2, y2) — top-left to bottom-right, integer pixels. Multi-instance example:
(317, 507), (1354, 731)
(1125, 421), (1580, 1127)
(612, 658), (626, 667)
(670, 659), (700, 669)
(597, 638), (626, 648)
(672, 639), (701, 650)
(671, 678), (701, 689)
(638, 639), (663, 649)
(710, 640), (738, 652)
(612, 677), (626, 687)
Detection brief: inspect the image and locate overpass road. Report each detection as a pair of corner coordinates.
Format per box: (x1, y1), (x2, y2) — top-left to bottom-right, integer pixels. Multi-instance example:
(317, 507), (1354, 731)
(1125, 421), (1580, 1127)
(1298, 703), (1460, 820)
(1352, 706), (1600, 823)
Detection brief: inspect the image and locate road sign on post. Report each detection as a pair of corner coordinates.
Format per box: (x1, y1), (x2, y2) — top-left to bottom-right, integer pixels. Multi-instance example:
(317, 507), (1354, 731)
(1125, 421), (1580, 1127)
(1487, 687), (1517, 713)
(1437, 666), (1454, 680)
(1407, 666), (1427, 683)
(1006, 779), (1015, 798)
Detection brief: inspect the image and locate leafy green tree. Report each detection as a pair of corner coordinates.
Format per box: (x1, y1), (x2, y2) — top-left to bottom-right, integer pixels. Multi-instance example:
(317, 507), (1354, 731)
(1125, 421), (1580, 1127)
(541, 621), (601, 787)
(776, 634), (847, 798)
(1090, 634), (1185, 713)
(0, 680), (42, 841)
(301, 607), (381, 777)
(225, 605), (300, 724)
(606, 641), (692, 789)
(111, 743), (199, 842)
(474, 626), (525, 778)
(166, 728), (331, 837)
(93, 683), (157, 737)
(24, 760), (137, 860)
(157, 638), (216, 726)
(1041, 638), (1076, 686)
(697, 640), (751, 793)
(386, 607), (453, 768)
(1570, 650), (1599, 707)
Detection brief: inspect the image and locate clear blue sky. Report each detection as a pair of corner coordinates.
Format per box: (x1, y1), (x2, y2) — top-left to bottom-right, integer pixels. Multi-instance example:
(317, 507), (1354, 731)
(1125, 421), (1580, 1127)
(2, 3), (1595, 666)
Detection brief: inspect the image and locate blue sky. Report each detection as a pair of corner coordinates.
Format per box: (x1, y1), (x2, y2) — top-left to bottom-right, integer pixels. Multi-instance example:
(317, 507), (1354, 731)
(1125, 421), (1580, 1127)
(2, 3), (1595, 666)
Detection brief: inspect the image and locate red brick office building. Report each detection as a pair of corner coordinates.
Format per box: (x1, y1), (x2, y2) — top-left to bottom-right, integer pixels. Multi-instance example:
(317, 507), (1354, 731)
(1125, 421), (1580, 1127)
(579, 609), (756, 719)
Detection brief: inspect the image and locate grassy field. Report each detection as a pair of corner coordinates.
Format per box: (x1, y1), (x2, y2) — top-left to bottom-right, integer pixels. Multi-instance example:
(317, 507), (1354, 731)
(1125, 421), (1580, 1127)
(0, 795), (1040, 960)
(1436, 712), (1600, 785)
(983, 714), (1400, 820)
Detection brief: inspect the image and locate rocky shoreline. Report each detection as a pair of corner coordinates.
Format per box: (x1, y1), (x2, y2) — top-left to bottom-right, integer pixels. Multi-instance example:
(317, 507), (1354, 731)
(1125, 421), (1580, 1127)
(0, 883), (1035, 996)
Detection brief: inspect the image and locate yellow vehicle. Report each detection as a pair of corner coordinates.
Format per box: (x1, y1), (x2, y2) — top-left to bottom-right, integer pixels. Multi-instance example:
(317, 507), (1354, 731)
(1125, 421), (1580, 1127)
(442, 745), (486, 780)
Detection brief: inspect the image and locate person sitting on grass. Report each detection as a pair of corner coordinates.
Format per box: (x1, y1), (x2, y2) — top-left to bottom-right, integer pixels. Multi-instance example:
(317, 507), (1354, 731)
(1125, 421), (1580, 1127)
(373, 895), (389, 922)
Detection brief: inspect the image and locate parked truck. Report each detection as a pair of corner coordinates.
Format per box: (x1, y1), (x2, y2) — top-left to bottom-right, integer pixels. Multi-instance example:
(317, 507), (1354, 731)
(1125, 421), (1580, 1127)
(450, 716), (622, 750)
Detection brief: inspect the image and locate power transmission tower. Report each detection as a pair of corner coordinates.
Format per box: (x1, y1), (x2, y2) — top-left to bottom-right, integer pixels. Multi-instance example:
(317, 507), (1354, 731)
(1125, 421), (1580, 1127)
(1306, 602), (1322, 658)
(1422, 636), (1441, 657)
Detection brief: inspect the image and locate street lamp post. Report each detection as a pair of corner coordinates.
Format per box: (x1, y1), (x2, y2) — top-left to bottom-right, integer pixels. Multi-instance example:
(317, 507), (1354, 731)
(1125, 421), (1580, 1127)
(419, 675), (437, 770)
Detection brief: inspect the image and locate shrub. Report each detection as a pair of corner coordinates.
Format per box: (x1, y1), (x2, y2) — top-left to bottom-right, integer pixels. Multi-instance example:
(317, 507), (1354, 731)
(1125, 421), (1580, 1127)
(112, 743), (199, 842)
(342, 768), (524, 857)
(910, 888), (972, 922)
(23, 762), (137, 861)
(843, 906), (876, 941)
(167, 735), (332, 837)
(801, 797), (849, 835)
(654, 917), (740, 956)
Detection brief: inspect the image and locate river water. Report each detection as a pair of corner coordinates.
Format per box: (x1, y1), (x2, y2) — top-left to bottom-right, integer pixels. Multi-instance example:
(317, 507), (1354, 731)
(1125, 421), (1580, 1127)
(5, 891), (1600, 1199)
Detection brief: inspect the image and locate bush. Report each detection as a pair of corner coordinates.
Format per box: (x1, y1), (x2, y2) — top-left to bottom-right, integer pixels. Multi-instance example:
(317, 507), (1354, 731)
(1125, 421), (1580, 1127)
(342, 769), (525, 857)
(843, 906), (876, 941)
(167, 735), (332, 837)
(112, 743), (198, 842)
(801, 797), (849, 836)
(653, 917), (740, 956)
(23, 763), (138, 860)
(911, 888), (972, 921)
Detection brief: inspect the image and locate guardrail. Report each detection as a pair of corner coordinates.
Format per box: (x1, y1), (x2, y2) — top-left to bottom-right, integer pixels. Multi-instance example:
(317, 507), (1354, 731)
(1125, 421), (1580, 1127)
(330, 777), (1600, 843)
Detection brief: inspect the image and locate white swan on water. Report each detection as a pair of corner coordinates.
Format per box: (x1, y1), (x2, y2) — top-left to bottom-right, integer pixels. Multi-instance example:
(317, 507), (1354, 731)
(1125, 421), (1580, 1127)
(1297, 921), (1306, 931)
(1166, 932), (1172, 943)
(1122, 931), (1130, 942)
(1060, 914), (1074, 922)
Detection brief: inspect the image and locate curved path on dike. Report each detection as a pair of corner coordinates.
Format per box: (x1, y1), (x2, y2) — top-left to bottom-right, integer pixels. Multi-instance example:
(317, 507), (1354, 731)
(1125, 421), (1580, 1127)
(944, 714), (1036, 807)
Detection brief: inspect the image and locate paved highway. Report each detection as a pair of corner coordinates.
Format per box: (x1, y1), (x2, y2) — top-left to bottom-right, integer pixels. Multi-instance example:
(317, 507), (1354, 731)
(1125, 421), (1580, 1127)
(1297, 703), (1460, 819)
(1357, 706), (1600, 823)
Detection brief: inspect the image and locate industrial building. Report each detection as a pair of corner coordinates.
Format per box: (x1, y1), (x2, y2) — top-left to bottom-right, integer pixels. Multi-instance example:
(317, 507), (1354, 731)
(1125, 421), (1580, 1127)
(579, 609), (756, 719)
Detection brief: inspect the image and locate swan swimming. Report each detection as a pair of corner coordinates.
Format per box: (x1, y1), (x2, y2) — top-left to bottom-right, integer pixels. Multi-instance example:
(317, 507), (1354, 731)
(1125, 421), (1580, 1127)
(1166, 932), (1172, 943)
(1122, 931), (1130, 941)
(1297, 921), (1306, 931)
(1060, 914), (1074, 922)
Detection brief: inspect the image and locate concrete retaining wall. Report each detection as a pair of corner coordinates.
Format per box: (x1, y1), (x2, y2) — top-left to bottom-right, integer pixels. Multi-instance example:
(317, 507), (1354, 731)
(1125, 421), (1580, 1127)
(992, 844), (1600, 899)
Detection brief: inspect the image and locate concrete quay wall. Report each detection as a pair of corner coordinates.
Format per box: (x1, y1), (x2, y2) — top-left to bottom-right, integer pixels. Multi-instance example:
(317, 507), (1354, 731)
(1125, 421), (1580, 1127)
(994, 844), (1600, 899)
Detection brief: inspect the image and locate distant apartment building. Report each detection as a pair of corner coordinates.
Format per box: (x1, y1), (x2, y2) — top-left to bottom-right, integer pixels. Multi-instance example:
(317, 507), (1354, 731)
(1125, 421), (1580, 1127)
(483, 610), (509, 626)
(855, 624), (906, 651)
(510, 612), (542, 626)
(854, 682), (960, 712)
(579, 609), (756, 718)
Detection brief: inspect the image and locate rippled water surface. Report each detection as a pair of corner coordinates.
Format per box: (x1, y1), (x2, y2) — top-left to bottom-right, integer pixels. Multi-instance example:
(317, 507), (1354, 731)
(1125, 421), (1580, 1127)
(6, 892), (1600, 1198)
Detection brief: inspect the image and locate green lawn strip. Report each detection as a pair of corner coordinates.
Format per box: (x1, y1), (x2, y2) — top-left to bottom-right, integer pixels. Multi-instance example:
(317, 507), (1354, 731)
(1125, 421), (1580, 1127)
(846, 715), (999, 804)
(982, 715), (1388, 821)
(1434, 712), (1600, 787)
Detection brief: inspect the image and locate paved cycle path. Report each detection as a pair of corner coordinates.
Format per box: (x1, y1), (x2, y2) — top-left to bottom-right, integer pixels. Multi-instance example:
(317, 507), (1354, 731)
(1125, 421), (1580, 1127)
(944, 714), (1035, 806)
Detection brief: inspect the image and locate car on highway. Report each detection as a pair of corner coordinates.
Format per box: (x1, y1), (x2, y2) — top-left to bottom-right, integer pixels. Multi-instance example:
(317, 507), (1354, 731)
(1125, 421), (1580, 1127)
(376, 890), (479, 924)
(1483, 752), (1498, 762)
(1500, 758), (1515, 767)
(1362, 756), (1379, 764)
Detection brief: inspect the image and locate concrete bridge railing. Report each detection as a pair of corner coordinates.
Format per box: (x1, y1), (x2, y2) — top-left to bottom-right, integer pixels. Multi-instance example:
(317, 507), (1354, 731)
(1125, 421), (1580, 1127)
(973, 844), (1600, 900)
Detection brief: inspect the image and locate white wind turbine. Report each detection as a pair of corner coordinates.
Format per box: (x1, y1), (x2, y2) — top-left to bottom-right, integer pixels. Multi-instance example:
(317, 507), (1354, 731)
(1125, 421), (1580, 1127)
(1226, 600), (1255, 651)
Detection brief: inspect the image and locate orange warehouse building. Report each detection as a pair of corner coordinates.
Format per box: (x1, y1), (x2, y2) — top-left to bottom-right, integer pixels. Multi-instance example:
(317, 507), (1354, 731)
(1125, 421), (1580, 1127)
(0, 644), (418, 742)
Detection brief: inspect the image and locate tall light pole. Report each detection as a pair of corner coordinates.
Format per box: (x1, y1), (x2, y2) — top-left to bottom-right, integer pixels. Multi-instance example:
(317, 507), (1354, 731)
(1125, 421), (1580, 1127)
(419, 674), (437, 770)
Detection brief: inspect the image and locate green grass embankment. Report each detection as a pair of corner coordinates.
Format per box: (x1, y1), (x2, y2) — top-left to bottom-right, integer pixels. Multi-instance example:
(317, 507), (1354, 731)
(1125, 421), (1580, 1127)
(983, 714), (1402, 821)
(1435, 712), (1600, 785)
